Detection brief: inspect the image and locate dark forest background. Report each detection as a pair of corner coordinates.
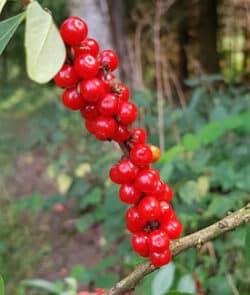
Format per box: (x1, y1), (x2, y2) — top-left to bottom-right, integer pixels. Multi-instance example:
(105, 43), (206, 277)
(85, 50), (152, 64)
(0, 1), (250, 294)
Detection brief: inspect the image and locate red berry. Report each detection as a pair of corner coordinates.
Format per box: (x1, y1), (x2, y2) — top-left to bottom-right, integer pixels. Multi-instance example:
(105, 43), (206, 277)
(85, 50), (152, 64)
(130, 144), (153, 166)
(159, 201), (175, 222)
(134, 169), (158, 192)
(97, 71), (116, 93)
(118, 101), (138, 125)
(80, 78), (105, 102)
(131, 233), (149, 257)
(148, 230), (169, 252)
(54, 64), (79, 88)
(62, 88), (84, 110)
(150, 249), (172, 267)
(147, 169), (160, 181)
(73, 38), (99, 57)
(161, 218), (183, 239)
(97, 93), (119, 116)
(100, 49), (119, 71)
(126, 206), (145, 233)
(119, 183), (141, 204)
(95, 289), (106, 295)
(112, 125), (130, 143)
(130, 128), (147, 145)
(114, 82), (130, 101)
(154, 180), (166, 196)
(80, 103), (99, 120)
(158, 183), (173, 202)
(110, 160), (138, 184)
(85, 119), (96, 134)
(74, 54), (99, 79)
(60, 17), (88, 46)
(138, 196), (160, 221)
(94, 116), (117, 140)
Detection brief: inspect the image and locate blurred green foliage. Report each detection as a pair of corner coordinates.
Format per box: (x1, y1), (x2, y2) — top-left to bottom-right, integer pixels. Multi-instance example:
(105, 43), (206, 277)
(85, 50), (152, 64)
(0, 1), (250, 295)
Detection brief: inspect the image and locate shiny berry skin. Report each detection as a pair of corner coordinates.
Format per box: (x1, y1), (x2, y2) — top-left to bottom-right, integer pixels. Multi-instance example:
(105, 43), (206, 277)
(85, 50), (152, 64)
(134, 169), (158, 192)
(61, 88), (84, 110)
(80, 78), (105, 102)
(74, 54), (99, 79)
(118, 101), (138, 125)
(150, 249), (172, 267)
(114, 82), (130, 101)
(154, 180), (166, 197)
(112, 125), (130, 143)
(54, 64), (79, 88)
(131, 233), (149, 257)
(97, 71), (116, 93)
(119, 183), (141, 204)
(97, 94), (119, 116)
(138, 196), (160, 221)
(130, 128), (147, 145)
(148, 230), (169, 253)
(85, 119), (96, 134)
(159, 201), (175, 222)
(94, 116), (117, 140)
(161, 218), (183, 239)
(147, 169), (160, 181)
(73, 38), (99, 57)
(60, 17), (88, 46)
(158, 183), (173, 202)
(130, 144), (153, 166)
(110, 160), (138, 184)
(126, 206), (145, 233)
(150, 145), (161, 163)
(100, 49), (119, 71)
(80, 103), (99, 120)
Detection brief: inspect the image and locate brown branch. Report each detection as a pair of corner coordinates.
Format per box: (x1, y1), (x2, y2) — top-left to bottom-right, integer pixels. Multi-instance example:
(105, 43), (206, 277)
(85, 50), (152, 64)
(107, 203), (250, 295)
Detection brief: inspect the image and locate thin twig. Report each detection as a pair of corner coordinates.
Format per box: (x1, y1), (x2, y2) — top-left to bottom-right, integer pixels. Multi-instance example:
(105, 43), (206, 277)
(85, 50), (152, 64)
(107, 203), (250, 295)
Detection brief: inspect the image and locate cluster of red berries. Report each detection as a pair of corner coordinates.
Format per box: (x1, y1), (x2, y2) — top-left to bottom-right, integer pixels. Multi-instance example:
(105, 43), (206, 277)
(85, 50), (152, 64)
(54, 16), (183, 268)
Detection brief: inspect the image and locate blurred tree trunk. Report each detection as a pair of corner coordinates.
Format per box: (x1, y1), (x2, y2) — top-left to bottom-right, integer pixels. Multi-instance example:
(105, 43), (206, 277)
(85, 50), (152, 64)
(67, 0), (130, 81)
(177, 1), (189, 86)
(198, 0), (219, 73)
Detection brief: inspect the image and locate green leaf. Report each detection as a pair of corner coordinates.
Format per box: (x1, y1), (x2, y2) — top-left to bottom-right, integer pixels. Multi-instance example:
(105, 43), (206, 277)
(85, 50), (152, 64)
(0, 0), (7, 14)
(0, 13), (25, 56)
(160, 145), (184, 163)
(22, 279), (61, 294)
(25, 1), (66, 83)
(152, 263), (175, 295)
(177, 274), (196, 293)
(70, 265), (85, 281)
(79, 188), (101, 209)
(179, 181), (200, 204)
(0, 275), (4, 295)
(245, 223), (250, 266)
(98, 273), (118, 288)
(182, 134), (201, 151)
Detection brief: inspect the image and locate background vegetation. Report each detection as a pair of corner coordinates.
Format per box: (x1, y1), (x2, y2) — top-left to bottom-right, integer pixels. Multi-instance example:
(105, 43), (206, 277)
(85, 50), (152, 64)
(0, 0), (249, 294)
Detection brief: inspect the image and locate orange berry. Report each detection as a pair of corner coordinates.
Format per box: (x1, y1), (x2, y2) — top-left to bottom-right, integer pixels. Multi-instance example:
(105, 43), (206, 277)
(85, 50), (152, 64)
(149, 145), (161, 163)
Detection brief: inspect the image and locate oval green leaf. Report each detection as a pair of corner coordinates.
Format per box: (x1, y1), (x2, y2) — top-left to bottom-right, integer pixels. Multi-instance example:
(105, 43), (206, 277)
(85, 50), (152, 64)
(25, 1), (66, 83)
(0, 0), (7, 14)
(0, 13), (25, 55)
(152, 263), (175, 295)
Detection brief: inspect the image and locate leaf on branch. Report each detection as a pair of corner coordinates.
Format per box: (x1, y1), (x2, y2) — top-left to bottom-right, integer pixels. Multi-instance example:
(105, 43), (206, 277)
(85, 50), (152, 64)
(0, 0), (7, 14)
(0, 274), (4, 295)
(152, 262), (175, 295)
(0, 13), (25, 56)
(25, 1), (66, 83)
(177, 274), (196, 293)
